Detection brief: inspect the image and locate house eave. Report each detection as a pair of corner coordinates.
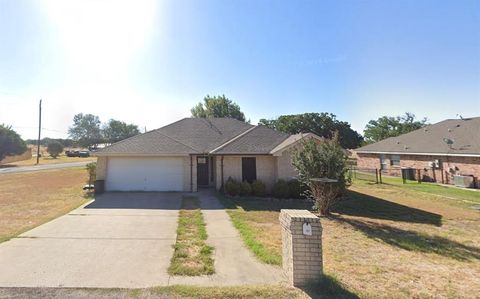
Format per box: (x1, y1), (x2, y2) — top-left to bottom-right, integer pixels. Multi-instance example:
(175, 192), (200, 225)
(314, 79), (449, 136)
(355, 151), (480, 158)
(92, 152), (191, 157)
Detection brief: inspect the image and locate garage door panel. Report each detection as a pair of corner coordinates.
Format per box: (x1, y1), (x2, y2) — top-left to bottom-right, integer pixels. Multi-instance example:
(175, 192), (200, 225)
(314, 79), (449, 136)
(106, 157), (184, 191)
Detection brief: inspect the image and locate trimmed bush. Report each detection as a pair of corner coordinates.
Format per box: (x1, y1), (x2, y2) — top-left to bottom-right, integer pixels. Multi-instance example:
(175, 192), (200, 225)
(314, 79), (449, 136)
(288, 179), (306, 199)
(251, 180), (266, 197)
(240, 181), (252, 196)
(225, 177), (241, 196)
(272, 179), (290, 199)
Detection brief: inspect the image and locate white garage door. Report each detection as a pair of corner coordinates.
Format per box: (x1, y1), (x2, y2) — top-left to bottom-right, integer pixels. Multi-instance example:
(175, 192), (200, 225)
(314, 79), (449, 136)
(106, 157), (185, 191)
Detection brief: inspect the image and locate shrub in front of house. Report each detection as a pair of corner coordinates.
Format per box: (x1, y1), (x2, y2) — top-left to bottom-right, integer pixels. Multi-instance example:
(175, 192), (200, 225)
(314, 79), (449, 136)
(240, 181), (252, 196)
(288, 179), (307, 199)
(251, 180), (266, 197)
(225, 177), (241, 196)
(272, 179), (290, 198)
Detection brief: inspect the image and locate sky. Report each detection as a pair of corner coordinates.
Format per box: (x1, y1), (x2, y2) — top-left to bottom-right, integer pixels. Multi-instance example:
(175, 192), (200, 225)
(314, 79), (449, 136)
(1, 0), (479, 139)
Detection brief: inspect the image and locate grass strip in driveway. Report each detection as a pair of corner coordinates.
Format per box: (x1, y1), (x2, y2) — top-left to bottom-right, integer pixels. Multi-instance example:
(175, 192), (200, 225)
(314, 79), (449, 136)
(168, 195), (214, 276)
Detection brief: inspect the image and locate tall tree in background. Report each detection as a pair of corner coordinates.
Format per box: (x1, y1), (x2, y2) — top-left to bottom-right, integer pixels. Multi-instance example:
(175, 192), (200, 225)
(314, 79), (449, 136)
(363, 112), (428, 144)
(191, 95), (246, 121)
(259, 113), (363, 149)
(102, 119), (140, 144)
(0, 124), (27, 161)
(68, 113), (102, 148)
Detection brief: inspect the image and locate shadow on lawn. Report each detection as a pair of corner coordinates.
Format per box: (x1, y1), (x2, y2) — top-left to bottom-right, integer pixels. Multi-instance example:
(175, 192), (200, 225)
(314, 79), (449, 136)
(221, 195), (313, 212)
(334, 190), (442, 226)
(300, 274), (359, 299)
(223, 191), (442, 227)
(332, 216), (480, 261)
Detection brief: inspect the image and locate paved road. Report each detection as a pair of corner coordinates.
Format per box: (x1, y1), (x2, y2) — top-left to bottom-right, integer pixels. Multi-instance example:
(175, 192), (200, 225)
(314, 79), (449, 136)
(0, 161), (91, 174)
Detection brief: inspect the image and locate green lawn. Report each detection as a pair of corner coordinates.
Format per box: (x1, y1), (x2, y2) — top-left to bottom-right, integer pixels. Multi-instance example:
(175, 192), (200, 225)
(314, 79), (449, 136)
(168, 196), (215, 276)
(353, 170), (480, 206)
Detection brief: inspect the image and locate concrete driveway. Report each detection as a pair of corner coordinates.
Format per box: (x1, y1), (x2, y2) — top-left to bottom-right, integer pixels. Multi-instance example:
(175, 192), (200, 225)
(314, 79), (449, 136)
(0, 192), (181, 288)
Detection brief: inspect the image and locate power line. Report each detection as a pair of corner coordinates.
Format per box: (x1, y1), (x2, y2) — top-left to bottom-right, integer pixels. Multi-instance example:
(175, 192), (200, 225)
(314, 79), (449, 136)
(11, 126), (68, 134)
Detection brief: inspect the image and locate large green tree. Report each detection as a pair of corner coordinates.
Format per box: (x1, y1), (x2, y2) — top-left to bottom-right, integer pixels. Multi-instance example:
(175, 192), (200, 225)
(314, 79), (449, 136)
(68, 113), (102, 148)
(363, 112), (428, 144)
(259, 113), (363, 149)
(0, 124), (27, 161)
(102, 119), (140, 144)
(191, 95), (246, 121)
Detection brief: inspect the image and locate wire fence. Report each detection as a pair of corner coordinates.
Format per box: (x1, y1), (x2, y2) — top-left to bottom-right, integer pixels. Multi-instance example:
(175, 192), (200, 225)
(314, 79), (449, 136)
(348, 166), (470, 186)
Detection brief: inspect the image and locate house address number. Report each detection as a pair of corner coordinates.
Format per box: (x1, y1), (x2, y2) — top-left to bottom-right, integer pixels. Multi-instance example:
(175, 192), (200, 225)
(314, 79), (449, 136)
(302, 222), (312, 236)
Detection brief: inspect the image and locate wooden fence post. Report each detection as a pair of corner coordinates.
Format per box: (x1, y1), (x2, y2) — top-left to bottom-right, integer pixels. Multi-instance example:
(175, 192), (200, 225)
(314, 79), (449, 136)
(375, 169), (379, 184)
(417, 169), (421, 184)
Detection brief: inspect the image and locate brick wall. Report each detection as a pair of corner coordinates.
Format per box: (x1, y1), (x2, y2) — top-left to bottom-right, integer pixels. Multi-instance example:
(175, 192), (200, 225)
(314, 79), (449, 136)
(357, 153), (480, 186)
(280, 209), (323, 286)
(218, 155), (277, 191)
(96, 156), (107, 180)
(276, 149), (299, 180)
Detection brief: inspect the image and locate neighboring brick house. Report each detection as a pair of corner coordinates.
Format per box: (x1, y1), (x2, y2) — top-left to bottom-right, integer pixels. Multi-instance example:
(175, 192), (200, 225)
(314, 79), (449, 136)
(355, 117), (480, 187)
(94, 118), (321, 193)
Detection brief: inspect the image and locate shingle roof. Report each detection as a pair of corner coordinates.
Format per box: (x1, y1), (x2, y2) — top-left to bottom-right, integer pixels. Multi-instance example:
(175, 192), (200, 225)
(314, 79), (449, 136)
(356, 117), (480, 156)
(160, 118), (253, 152)
(95, 128), (197, 155)
(95, 118), (290, 156)
(213, 125), (290, 154)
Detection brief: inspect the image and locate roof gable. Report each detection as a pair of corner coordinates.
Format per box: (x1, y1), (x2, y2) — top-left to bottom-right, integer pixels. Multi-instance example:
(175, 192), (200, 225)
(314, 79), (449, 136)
(158, 118), (254, 152)
(213, 125), (290, 154)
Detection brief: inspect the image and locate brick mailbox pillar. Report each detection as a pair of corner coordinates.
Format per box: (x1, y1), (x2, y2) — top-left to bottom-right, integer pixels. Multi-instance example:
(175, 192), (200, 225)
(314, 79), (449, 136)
(280, 209), (323, 286)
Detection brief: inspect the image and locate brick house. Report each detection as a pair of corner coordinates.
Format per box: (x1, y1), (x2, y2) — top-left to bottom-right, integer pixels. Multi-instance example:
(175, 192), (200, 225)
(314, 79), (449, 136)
(355, 117), (480, 187)
(94, 118), (321, 193)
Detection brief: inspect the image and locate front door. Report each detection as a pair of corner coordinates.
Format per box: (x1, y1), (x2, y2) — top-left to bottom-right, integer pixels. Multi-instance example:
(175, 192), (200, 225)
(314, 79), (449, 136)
(197, 156), (209, 186)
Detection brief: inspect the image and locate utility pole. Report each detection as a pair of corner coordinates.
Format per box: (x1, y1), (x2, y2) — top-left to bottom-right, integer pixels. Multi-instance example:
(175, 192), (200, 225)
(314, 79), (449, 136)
(36, 99), (42, 165)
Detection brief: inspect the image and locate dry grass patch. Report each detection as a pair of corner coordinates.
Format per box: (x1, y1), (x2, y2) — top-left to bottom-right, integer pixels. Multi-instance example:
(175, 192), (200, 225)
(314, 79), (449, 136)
(0, 167), (90, 243)
(219, 180), (480, 298)
(168, 196), (214, 276)
(3, 155), (96, 167)
(0, 285), (308, 299)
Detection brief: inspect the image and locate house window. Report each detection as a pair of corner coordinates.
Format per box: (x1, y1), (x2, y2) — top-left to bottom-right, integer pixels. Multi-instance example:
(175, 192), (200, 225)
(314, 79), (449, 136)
(379, 154), (388, 170)
(242, 157), (257, 183)
(390, 155), (400, 166)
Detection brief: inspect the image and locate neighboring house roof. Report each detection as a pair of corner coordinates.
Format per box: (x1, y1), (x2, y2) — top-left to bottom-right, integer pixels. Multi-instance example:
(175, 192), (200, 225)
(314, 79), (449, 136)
(95, 118), (292, 156)
(356, 117), (480, 157)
